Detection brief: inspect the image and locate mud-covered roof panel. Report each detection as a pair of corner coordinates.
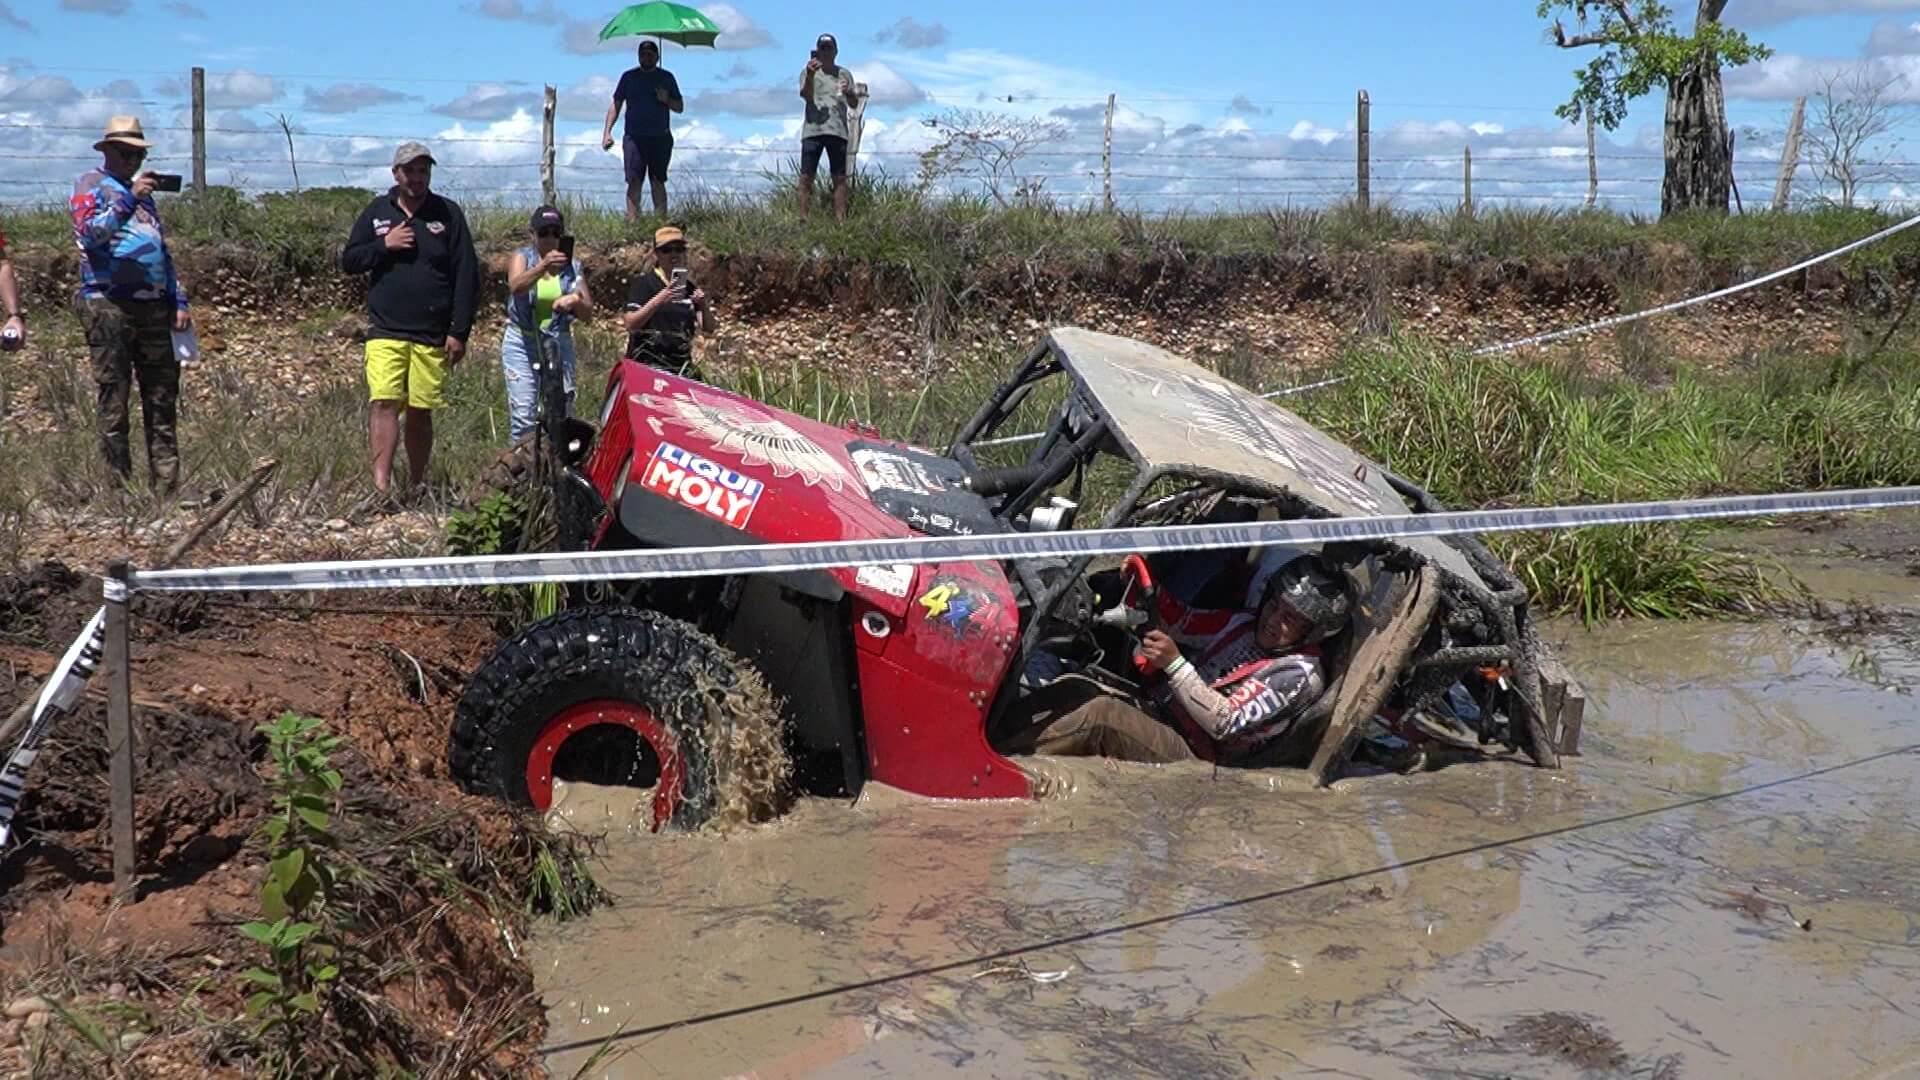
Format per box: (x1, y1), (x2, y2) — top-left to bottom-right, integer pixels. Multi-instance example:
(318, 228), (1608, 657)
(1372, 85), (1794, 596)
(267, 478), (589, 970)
(1049, 326), (1483, 583)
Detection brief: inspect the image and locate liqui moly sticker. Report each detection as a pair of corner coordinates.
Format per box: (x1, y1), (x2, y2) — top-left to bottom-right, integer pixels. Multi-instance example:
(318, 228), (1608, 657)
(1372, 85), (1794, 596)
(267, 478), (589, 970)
(642, 441), (764, 529)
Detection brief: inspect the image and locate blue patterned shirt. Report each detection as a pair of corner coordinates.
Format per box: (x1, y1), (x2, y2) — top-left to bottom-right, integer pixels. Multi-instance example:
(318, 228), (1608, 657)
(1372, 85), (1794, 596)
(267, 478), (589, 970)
(70, 168), (186, 310)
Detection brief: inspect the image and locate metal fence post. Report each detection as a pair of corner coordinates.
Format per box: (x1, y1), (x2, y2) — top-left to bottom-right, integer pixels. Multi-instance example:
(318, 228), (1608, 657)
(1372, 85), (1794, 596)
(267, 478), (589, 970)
(1463, 145), (1472, 217)
(103, 561), (136, 902)
(1102, 93), (1116, 214)
(541, 85), (557, 205)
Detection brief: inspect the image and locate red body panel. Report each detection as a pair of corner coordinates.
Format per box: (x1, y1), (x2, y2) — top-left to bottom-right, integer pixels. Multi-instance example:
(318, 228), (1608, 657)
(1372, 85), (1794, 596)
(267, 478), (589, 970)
(585, 361), (1032, 799)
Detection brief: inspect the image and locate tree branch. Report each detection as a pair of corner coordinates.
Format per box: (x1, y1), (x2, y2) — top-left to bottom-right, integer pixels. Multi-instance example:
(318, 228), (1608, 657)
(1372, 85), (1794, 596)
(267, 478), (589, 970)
(1552, 20), (1615, 49)
(1605, 0), (1641, 34)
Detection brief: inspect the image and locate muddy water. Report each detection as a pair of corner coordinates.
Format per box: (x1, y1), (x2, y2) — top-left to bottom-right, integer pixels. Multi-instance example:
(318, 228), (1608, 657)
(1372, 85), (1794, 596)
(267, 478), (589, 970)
(533, 601), (1920, 1077)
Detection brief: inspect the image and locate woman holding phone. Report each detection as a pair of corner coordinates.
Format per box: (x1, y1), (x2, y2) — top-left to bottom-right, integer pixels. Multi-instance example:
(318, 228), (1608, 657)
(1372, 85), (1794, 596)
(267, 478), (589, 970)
(501, 204), (592, 443)
(622, 224), (712, 380)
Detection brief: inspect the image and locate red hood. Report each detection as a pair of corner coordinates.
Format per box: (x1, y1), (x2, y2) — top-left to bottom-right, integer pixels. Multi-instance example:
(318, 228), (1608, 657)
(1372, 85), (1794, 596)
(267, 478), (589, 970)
(587, 361), (924, 608)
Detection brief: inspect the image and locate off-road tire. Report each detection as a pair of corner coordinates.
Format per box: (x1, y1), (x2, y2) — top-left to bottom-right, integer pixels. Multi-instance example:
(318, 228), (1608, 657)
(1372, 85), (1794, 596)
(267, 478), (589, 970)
(450, 606), (773, 828)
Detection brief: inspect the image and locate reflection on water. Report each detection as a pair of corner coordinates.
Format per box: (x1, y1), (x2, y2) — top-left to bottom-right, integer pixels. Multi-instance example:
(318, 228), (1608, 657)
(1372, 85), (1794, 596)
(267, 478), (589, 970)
(534, 615), (1920, 1080)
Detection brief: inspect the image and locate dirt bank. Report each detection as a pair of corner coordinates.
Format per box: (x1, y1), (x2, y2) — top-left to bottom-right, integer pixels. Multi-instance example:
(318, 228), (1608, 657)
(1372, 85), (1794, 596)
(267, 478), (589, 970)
(0, 565), (592, 1076)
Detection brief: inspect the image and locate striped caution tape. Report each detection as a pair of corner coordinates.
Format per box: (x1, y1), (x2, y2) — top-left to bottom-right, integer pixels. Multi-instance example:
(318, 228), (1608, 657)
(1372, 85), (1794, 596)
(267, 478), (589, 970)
(128, 485), (1920, 594)
(0, 608), (106, 847)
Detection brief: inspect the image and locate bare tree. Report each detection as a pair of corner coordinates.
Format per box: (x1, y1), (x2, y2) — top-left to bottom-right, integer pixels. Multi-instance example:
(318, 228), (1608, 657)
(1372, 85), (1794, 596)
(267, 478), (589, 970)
(917, 109), (1066, 208)
(1805, 65), (1906, 209)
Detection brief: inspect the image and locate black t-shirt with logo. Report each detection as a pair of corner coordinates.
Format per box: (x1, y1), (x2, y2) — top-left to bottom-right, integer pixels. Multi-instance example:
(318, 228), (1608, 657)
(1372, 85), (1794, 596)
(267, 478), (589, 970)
(626, 270), (698, 363)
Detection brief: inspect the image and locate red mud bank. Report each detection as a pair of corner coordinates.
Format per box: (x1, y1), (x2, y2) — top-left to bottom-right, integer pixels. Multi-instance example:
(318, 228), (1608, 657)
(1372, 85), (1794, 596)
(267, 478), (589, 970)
(7, 236), (1911, 360)
(0, 563), (588, 1077)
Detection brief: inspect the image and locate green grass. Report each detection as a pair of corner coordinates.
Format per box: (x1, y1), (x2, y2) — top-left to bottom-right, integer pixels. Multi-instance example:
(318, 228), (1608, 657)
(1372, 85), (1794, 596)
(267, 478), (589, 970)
(1294, 339), (1920, 620)
(6, 178), (1918, 287)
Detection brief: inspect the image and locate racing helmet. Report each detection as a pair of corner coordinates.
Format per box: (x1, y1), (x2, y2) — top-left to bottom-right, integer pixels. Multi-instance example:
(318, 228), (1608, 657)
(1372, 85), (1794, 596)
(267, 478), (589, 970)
(1257, 556), (1352, 644)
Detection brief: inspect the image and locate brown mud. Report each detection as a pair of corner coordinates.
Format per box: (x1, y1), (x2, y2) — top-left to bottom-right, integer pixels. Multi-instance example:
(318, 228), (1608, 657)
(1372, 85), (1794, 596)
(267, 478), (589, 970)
(531, 543), (1920, 1079)
(0, 581), (584, 1076)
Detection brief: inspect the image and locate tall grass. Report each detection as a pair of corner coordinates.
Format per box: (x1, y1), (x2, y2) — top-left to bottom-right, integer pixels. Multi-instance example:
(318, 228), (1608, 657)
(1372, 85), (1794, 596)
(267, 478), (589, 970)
(1297, 338), (1920, 619)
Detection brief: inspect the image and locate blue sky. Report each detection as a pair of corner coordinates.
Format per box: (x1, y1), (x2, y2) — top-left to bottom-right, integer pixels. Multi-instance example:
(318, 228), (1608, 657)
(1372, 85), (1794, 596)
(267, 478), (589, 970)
(7, 0), (1920, 211)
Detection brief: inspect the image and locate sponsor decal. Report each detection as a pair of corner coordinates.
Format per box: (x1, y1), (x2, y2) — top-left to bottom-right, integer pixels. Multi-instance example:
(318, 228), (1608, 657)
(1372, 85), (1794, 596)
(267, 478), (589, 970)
(640, 441), (764, 529)
(851, 448), (941, 496)
(424, 220), (446, 234)
(854, 563), (914, 599)
(917, 579), (988, 636)
(636, 389), (860, 493)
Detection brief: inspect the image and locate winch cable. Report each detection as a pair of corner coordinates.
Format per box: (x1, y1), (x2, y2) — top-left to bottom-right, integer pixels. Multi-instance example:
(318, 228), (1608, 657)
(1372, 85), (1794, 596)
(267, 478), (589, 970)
(540, 739), (1919, 1056)
(973, 208), (1920, 450)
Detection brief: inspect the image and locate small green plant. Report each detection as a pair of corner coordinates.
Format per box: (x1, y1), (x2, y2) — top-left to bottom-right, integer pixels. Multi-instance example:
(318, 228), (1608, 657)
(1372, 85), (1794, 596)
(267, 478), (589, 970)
(239, 713), (345, 1072)
(446, 490), (525, 557)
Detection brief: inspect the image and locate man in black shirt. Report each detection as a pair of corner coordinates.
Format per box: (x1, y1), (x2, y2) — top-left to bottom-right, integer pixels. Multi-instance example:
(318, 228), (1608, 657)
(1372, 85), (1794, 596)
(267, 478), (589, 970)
(623, 225), (712, 378)
(601, 40), (684, 220)
(340, 141), (478, 502)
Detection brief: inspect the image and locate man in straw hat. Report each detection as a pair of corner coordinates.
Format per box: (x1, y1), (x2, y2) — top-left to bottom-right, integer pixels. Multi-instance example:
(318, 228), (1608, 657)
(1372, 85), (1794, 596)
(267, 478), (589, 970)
(70, 115), (192, 492)
(341, 141), (478, 506)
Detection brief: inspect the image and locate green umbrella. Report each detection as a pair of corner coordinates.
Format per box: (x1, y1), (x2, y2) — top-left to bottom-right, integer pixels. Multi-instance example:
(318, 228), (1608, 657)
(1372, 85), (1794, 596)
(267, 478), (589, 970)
(597, 2), (723, 48)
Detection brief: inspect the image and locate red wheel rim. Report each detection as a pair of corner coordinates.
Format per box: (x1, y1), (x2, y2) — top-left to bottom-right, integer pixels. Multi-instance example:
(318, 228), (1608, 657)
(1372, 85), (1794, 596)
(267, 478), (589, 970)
(525, 699), (685, 830)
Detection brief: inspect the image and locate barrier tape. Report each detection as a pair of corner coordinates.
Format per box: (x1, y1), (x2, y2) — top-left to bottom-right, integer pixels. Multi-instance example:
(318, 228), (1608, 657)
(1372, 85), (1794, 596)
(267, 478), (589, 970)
(0, 609), (106, 847)
(128, 486), (1920, 594)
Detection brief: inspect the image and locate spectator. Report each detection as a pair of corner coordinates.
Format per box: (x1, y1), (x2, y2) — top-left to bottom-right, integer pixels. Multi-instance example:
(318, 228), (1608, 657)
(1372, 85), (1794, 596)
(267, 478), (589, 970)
(797, 33), (858, 221)
(502, 205), (593, 443)
(0, 217), (22, 353)
(340, 142), (478, 504)
(602, 40), (683, 221)
(622, 225), (711, 379)
(70, 117), (190, 492)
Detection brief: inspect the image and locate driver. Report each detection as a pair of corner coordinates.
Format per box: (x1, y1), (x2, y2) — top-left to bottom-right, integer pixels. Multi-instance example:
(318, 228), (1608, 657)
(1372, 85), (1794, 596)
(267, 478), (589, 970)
(999, 555), (1351, 764)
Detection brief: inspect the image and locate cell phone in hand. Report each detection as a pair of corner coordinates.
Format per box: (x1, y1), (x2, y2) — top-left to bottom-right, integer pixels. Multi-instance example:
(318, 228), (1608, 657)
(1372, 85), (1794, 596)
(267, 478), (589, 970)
(149, 173), (183, 193)
(559, 234), (575, 260)
(670, 267), (691, 299)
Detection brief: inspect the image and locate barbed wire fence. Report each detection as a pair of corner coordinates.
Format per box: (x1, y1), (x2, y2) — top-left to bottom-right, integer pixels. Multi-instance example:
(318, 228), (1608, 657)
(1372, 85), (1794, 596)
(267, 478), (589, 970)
(1, 64), (1913, 215)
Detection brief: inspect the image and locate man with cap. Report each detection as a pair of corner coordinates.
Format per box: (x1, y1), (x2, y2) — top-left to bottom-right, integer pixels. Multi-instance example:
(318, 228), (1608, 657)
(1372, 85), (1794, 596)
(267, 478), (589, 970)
(340, 142), (479, 504)
(798, 33), (859, 221)
(70, 116), (192, 492)
(622, 225), (711, 379)
(602, 40), (684, 220)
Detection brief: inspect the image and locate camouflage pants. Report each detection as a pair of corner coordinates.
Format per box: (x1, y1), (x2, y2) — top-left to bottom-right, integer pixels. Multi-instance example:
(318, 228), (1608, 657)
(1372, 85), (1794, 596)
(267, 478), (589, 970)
(77, 297), (180, 489)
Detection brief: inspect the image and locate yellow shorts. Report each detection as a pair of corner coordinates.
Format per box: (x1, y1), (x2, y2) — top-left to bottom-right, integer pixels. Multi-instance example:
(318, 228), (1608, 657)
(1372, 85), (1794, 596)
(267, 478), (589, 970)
(365, 338), (447, 410)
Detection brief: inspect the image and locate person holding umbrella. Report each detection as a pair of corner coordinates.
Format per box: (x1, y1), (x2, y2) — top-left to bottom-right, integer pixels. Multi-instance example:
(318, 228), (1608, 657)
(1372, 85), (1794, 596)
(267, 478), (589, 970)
(601, 39), (683, 220)
(798, 33), (859, 222)
(594, 3), (722, 221)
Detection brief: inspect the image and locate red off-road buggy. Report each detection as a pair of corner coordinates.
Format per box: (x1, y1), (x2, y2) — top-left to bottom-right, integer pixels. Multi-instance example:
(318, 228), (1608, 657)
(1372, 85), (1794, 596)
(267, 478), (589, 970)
(450, 328), (1582, 827)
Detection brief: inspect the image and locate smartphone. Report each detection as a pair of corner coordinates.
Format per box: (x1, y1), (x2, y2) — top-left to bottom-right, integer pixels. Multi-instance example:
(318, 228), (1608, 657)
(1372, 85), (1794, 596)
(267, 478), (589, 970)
(150, 173), (183, 193)
(558, 234), (575, 260)
(670, 267), (690, 299)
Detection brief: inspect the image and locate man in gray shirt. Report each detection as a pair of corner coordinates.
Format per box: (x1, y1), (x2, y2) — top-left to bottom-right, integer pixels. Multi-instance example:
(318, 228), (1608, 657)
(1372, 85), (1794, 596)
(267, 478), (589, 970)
(797, 33), (858, 221)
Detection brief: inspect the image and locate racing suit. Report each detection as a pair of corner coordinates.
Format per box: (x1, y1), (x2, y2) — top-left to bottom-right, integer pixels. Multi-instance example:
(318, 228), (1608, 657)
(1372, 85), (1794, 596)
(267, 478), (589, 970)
(1151, 613), (1327, 762)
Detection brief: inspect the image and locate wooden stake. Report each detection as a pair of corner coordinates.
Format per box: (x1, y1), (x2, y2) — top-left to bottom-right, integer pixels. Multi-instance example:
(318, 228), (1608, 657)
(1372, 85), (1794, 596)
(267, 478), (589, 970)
(104, 561), (135, 903)
(1774, 97), (1806, 212)
(1102, 93), (1116, 214)
(1585, 106), (1598, 210)
(541, 85), (557, 205)
(1356, 90), (1371, 211)
(191, 67), (207, 195)
(1463, 145), (1473, 217)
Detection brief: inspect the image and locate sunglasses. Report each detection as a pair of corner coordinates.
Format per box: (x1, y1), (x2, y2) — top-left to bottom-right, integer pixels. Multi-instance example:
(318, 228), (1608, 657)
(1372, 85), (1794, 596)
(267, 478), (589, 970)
(535, 226), (563, 237)
(658, 244), (687, 254)
(109, 145), (148, 160)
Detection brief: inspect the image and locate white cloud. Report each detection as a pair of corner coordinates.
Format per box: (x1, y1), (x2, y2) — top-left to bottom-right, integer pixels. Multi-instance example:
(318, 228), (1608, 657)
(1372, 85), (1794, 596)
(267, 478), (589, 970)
(433, 82), (543, 121)
(59, 0), (130, 12)
(1732, 0), (1920, 25)
(475, 0), (558, 18)
(303, 83), (420, 114)
(858, 60), (927, 109)
(0, 74), (79, 106)
(557, 75), (617, 122)
(874, 17), (947, 50)
(155, 69), (280, 108)
(1727, 51), (1920, 102)
(1867, 18), (1920, 55)
(720, 59), (757, 81)
(704, 3), (775, 50)
(689, 84), (791, 117)
(1228, 95), (1269, 118)
(0, 2), (31, 30)
(164, 2), (208, 17)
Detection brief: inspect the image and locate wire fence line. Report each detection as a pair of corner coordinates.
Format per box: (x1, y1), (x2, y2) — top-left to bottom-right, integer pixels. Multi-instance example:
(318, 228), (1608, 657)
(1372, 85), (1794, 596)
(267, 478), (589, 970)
(3, 65), (1912, 214)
